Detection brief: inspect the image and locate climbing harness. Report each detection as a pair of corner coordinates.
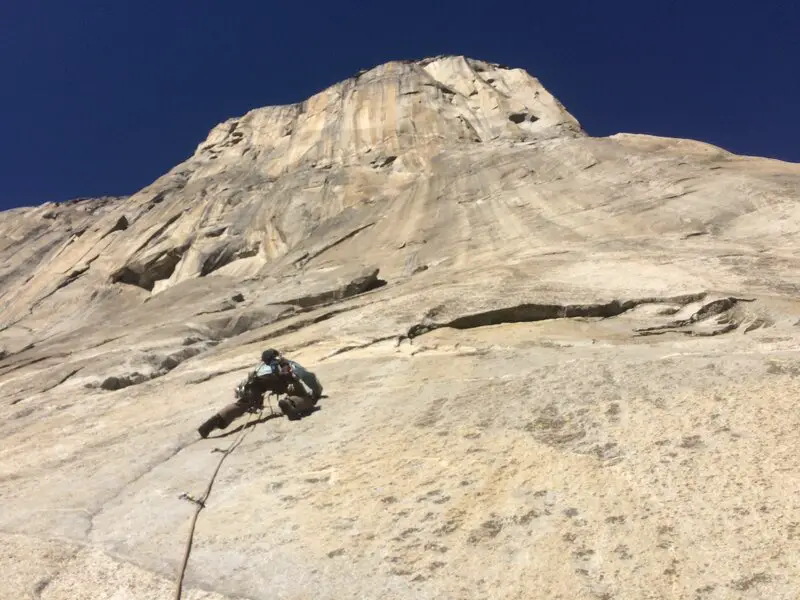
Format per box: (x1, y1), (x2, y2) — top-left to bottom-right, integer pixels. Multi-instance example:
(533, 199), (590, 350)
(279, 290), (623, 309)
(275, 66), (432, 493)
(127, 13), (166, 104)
(248, 391), (278, 415)
(173, 397), (276, 599)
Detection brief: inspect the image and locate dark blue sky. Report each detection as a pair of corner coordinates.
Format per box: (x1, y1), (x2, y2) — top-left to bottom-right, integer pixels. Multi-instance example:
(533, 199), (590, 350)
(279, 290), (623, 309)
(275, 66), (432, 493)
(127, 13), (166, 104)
(1, 1), (798, 209)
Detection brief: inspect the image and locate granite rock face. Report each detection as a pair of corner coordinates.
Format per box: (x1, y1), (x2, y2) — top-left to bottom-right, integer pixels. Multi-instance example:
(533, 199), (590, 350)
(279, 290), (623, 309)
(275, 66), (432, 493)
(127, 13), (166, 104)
(2, 56), (800, 600)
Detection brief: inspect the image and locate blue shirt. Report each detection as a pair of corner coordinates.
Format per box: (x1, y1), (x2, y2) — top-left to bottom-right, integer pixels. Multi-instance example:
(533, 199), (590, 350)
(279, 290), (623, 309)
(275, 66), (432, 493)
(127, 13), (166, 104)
(254, 361), (279, 378)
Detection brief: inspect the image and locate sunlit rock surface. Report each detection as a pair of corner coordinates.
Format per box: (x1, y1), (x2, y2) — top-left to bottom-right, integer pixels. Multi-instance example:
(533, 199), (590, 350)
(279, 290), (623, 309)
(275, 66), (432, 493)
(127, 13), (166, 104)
(2, 56), (800, 600)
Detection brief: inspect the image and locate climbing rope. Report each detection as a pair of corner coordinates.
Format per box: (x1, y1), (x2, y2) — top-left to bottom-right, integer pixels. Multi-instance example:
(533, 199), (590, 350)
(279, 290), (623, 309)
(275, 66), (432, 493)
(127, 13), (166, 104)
(173, 402), (270, 600)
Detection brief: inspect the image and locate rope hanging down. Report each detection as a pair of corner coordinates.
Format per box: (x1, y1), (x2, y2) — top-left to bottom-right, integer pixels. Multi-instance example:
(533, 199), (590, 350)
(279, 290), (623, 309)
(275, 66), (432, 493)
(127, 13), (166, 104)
(173, 406), (266, 600)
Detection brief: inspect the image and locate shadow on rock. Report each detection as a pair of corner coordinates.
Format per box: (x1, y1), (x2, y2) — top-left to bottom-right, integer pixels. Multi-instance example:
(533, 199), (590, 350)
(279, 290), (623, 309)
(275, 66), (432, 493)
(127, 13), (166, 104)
(209, 405), (323, 438)
(210, 412), (283, 438)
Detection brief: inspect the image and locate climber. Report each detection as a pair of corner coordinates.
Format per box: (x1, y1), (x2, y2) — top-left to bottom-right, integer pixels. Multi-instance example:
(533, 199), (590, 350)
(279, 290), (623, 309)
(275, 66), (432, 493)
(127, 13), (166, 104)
(197, 348), (324, 438)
